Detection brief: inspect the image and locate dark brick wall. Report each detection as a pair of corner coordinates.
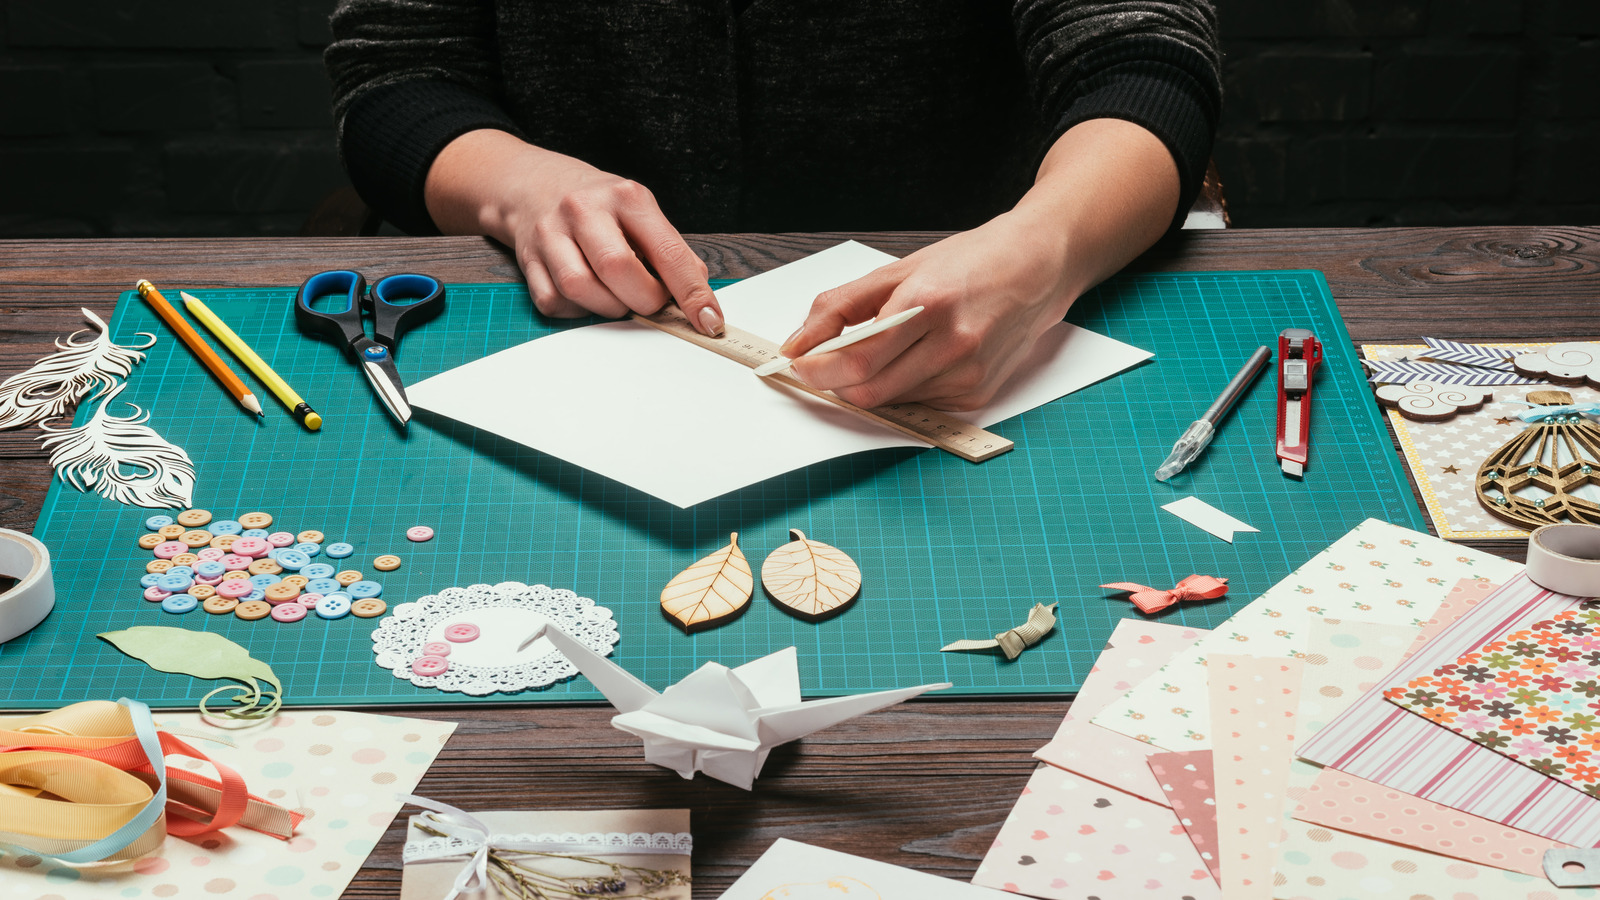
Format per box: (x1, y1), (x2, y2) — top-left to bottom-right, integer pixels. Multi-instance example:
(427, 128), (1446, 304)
(0, 0), (1592, 236)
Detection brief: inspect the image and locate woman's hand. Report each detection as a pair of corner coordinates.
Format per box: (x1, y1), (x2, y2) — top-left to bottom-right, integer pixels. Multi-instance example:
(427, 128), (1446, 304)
(425, 129), (725, 335)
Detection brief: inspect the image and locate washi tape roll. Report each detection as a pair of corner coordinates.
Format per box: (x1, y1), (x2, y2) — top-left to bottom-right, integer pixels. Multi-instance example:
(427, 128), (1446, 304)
(1527, 523), (1600, 597)
(0, 528), (53, 644)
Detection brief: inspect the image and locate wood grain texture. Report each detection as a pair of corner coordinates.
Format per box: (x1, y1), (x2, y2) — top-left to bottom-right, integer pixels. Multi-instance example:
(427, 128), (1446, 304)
(1, 228), (1595, 895)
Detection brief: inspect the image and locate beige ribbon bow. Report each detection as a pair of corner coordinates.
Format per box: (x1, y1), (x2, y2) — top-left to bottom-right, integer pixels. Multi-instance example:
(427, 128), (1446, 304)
(940, 602), (1058, 660)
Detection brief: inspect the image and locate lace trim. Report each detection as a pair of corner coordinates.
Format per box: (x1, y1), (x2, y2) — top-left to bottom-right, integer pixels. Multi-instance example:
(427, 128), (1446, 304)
(403, 831), (694, 863)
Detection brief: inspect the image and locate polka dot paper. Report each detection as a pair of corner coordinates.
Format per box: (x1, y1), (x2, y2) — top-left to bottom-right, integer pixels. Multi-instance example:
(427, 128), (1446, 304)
(1209, 654), (1304, 900)
(0, 709), (454, 899)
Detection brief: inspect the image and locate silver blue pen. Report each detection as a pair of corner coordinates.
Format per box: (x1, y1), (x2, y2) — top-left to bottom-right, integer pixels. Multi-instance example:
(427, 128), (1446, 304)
(1155, 345), (1272, 481)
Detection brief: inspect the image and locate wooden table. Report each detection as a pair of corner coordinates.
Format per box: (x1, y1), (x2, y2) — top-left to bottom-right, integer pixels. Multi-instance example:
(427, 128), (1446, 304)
(2, 227), (1597, 897)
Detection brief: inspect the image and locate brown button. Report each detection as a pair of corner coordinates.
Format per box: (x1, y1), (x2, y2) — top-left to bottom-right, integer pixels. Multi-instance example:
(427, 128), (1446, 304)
(158, 524), (185, 539)
(335, 570), (363, 586)
(176, 509), (212, 527)
(247, 558), (282, 576)
(187, 583), (216, 600)
(281, 574), (309, 589)
(137, 533), (164, 550)
(209, 534), (238, 551)
(264, 583), (300, 603)
(221, 570), (250, 581)
(179, 530), (213, 548)
(351, 598), (387, 618)
(146, 559), (173, 574)
(203, 595), (239, 614)
(235, 600), (272, 620)
(373, 555), (401, 572)
(238, 511), (274, 529)
(297, 530), (325, 544)
(170, 553), (199, 567)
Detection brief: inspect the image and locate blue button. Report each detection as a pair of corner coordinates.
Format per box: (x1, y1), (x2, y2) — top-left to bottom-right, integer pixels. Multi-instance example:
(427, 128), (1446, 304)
(276, 549), (310, 571)
(194, 560), (226, 579)
(348, 580), (382, 598)
(249, 573), (280, 589)
(209, 520), (242, 535)
(321, 591), (352, 606)
(157, 572), (193, 592)
(294, 542), (320, 557)
(161, 594), (198, 614)
(241, 528), (270, 539)
(244, 588), (266, 602)
(305, 577), (341, 594)
(324, 542), (354, 559)
(165, 565), (195, 579)
(316, 594), (351, 619)
(144, 515), (174, 531)
(301, 563), (335, 580)
(139, 573), (163, 589)
(266, 547), (286, 561)
(362, 345), (387, 361)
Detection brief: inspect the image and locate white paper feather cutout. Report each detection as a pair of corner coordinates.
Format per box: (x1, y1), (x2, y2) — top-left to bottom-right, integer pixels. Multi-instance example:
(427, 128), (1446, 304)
(38, 382), (195, 508)
(0, 308), (156, 430)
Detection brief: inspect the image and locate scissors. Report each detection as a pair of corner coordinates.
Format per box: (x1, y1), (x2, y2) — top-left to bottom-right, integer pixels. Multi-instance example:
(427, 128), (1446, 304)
(294, 270), (445, 426)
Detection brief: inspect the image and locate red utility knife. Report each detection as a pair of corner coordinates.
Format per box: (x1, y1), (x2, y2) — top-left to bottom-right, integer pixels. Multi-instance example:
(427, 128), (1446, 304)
(1275, 328), (1322, 477)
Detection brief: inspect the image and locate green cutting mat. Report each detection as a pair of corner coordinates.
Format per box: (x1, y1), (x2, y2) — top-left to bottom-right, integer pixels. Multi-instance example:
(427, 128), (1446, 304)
(0, 269), (1422, 709)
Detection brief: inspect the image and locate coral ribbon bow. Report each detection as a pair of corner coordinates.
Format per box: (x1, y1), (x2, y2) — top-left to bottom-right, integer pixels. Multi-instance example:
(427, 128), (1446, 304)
(1102, 575), (1229, 614)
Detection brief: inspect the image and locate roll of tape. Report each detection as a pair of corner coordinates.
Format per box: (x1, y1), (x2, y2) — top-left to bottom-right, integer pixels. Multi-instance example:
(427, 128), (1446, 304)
(1527, 524), (1600, 598)
(0, 528), (53, 644)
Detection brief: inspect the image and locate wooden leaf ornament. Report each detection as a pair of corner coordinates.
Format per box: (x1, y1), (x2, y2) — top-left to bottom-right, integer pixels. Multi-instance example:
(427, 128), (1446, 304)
(1374, 380), (1493, 422)
(762, 529), (862, 622)
(660, 532), (754, 632)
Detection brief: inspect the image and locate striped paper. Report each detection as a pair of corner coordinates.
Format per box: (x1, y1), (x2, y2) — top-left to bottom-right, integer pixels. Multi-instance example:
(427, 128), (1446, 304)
(1420, 337), (1518, 372)
(1365, 360), (1542, 385)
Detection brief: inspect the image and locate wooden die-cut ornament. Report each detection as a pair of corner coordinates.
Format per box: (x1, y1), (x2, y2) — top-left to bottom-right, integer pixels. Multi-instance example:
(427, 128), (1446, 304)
(762, 530), (861, 622)
(1514, 342), (1600, 388)
(1476, 390), (1600, 529)
(1373, 380), (1493, 422)
(660, 532), (753, 633)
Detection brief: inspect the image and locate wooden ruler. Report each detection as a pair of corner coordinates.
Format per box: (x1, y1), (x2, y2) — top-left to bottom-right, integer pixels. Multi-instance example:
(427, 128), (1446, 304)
(633, 306), (1013, 462)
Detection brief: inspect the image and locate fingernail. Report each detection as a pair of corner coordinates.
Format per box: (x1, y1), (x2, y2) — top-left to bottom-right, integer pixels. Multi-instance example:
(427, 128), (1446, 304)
(699, 307), (725, 337)
(780, 327), (803, 355)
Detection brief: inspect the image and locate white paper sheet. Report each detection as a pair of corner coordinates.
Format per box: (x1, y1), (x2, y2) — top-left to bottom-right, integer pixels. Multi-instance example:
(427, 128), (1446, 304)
(1160, 496), (1259, 542)
(410, 242), (1152, 507)
(721, 838), (1012, 900)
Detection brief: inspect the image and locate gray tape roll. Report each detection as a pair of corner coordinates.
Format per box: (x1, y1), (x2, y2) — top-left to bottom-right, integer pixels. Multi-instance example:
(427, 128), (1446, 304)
(1527, 524), (1600, 598)
(0, 528), (53, 643)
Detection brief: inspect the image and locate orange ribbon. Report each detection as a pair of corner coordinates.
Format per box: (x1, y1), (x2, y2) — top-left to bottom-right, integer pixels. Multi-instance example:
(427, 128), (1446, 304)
(1102, 575), (1229, 614)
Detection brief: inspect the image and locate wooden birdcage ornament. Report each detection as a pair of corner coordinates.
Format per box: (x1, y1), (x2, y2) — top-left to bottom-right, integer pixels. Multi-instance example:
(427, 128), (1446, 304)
(1476, 390), (1600, 529)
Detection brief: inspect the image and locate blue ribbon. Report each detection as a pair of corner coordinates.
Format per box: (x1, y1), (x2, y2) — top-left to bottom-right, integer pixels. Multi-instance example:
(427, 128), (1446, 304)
(43, 698), (168, 864)
(1514, 402), (1600, 424)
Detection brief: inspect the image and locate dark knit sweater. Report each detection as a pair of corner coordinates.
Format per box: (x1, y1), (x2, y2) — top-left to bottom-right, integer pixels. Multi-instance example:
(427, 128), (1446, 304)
(326, 0), (1220, 237)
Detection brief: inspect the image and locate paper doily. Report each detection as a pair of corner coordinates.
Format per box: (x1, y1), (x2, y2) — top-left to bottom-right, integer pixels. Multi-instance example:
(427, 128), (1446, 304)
(372, 582), (618, 695)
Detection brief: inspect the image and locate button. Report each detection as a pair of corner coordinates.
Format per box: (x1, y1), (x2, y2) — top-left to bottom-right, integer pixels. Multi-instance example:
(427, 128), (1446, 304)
(209, 520), (242, 536)
(324, 542), (354, 559)
(235, 600), (272, 620)
(194, 560), (225, 579)
(196, 547), (225, 562)
(186, 583), (216, 600)
(373, 555), (401, 572)
(143, 585), (171, 602)
(139, 573), (163, 589)
(406, 526), (434, 542)
(247, 558), (282, 576)
(220, 570), (250, 581)
(348, 580), (382, 598)
(301, 563), (335, 580)
(145, 515), (174, 531)
(281, 574), (309, 590)
(176, 509), (211, 527)
(238, 511), (273, 529)
(241, 528), (270, 539)
(203, 595), (239, 614)
(443, 622), (479, 642)
(297, 530), (325, 544)
(194, 573), (222, 586)
(221, 553), (252, 571)
(293, 542), (320, 557)
(170, 553), (199, 568)
(208, 534), (238, 551)
(411, 655), (449, 677)
(351, 598), (387, 618)
(305, 577), (340, 595)
(165, 566), (194, 579)
(335, 570), (363, 586)
(157, 572), (193, 592)
(158, 524), (185, 539)
(231, 536), (269, 558)
(153, 541), (188, 559)
(243, 588), (266, 602)
(216, 579), (253, 599)
(276, 549), (310, 571)
(137, 533), (164, 550)
(270, 602), (306, 623)
(179, 530), (213, 548)
(422, 641), (451, 657)
(146, 559), (173, 574)
(162, 594), (198, 614)
(248, 573), (281, 590)
(315, 594), (351, 619)
(264, 583), (300, 603)
(267, 531), (296, 548)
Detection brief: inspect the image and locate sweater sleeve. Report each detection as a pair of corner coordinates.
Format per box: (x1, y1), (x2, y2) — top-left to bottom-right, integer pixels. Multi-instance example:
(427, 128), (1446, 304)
(1012, 0), (1222, 229)
(324, 0), (524, 235)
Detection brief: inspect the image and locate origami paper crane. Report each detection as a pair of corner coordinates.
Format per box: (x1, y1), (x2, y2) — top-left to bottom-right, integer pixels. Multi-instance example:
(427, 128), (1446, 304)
(522, 622), (950, 789)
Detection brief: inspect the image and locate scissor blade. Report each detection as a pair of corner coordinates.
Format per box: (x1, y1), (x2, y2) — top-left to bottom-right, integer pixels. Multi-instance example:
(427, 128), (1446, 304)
(361, 360), (412, 425)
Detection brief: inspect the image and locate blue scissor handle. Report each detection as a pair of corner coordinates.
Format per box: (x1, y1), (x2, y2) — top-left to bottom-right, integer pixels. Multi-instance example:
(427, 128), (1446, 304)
(295, 270), (370, 355)
(369, 273), (445, 354)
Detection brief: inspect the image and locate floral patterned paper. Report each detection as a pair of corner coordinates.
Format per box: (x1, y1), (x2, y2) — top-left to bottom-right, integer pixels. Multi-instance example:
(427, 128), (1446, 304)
(1387, 602), (1600, 797)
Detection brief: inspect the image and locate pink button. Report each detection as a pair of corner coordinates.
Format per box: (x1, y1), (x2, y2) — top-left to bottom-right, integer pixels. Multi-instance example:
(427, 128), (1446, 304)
(221, 554), (251, 571)
(411, 656), (450, 677)
(406, 526), (434, 542)
(422, 641), (452, 657)
(143, 586), (172, 602)
(215, 579), (252, 599)
(231, 537), (269, 558)
(195, 574), (223, 586)
(299, 592), (323, 608)
(153, 541), (188, 559)
(443, 623), (479, 643)
(196, 547), (225, 562)
(267, 531), (296, 548)
(270, 602), (306, 623)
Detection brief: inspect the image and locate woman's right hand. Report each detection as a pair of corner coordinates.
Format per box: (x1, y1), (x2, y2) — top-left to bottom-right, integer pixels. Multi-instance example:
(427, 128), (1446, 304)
(424, 128), (725, 335)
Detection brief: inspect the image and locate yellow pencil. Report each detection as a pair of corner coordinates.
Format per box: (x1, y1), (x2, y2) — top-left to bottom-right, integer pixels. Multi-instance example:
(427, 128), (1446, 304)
(181, 291), (323, 431)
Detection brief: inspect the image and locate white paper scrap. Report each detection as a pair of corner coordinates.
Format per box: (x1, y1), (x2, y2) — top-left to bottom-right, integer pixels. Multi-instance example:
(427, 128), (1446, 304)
(720, 838), (1011, 900)
(410, 242), (1152, 507)
(1161, 496), (1259, 542)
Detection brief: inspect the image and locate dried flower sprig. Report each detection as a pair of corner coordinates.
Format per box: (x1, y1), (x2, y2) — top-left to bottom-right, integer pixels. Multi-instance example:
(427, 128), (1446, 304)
(414, 822), (690, 900)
